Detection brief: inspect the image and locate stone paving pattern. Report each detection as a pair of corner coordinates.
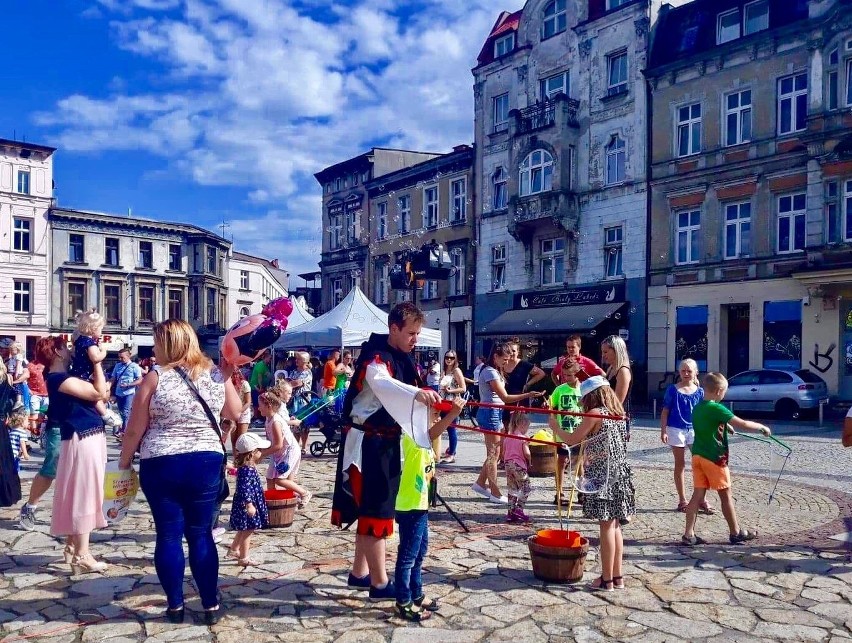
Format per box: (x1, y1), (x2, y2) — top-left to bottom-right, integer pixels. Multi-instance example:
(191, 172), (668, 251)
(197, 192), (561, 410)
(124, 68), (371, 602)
(0, 417), (850, 642)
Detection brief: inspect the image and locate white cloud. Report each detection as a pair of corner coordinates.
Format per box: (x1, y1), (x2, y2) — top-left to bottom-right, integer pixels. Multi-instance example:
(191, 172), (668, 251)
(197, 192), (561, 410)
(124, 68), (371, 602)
(44, 0), (525, 276)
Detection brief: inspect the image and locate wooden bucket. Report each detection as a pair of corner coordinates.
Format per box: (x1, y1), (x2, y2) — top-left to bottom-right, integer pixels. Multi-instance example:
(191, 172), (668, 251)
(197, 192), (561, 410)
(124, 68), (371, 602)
(265, 490), (298, 528)
(528, 443), (556, 477)
(527, 533), (589, 583)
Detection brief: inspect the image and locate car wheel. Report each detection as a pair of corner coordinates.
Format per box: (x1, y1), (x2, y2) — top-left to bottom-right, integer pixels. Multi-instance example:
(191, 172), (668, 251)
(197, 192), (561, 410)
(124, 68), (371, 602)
(775, 398), (799, 420)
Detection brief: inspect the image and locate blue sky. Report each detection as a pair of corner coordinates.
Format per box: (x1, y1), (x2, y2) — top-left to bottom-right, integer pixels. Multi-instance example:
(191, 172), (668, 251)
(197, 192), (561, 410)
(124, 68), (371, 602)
(4, 0), (524, 283)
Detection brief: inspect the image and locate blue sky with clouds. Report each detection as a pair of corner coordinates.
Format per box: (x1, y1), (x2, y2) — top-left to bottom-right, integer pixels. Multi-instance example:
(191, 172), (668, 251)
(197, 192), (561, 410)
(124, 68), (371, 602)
(4, 0), (525, 283)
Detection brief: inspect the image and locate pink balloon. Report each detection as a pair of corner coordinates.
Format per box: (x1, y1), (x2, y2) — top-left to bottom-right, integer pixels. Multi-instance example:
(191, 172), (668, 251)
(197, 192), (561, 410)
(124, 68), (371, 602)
(262, 297), (293, 320)
(222, 314), (268, 366)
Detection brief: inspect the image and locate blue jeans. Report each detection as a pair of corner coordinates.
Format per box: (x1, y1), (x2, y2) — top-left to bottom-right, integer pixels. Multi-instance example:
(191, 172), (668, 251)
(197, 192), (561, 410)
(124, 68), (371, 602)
(446, 426), (458, 455)
(140, 451), (223, 610)
(115, 394), (134, 430)
(395, 510), (429, 605)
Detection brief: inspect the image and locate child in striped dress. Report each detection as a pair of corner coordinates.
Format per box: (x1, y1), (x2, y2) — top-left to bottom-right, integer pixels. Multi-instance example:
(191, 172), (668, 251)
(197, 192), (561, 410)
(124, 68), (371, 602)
(7, 406), (30, 472)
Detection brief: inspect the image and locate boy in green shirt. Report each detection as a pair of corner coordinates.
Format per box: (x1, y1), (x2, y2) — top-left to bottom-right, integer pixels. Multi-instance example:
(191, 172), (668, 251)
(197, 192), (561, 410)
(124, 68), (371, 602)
(394, 396), (464, 622)
(682, 372), (771, 546)
(548, 361), (582, 506)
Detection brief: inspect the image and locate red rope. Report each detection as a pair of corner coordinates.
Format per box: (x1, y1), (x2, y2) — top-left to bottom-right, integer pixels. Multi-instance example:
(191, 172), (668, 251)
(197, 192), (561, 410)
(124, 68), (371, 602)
(457, 399), (627, 421)
(448, 422), (560, 447)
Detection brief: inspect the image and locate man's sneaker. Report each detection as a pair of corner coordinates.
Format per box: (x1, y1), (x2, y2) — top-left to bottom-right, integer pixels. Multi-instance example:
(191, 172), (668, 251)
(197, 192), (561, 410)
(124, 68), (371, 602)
(368, 581), (397, 602)
(489, 494), (509, 504)
(18, 505), (36, 531)
(470, 483), (490, 499)
(347, 573), (371, 589)
(103, 410), (122, 430)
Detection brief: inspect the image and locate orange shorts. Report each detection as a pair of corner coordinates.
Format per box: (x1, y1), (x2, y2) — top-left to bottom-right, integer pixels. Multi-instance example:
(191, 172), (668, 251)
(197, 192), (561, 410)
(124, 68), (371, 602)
(691, 455), (731, 491)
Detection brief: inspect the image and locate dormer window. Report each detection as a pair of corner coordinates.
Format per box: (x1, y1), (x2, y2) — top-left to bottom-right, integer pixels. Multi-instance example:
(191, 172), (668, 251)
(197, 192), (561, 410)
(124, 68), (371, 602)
(744, 0), (769, 36)
(717, 9), (740, 45)
(494, 33), (515, 58)
(542, 0), (567, 40)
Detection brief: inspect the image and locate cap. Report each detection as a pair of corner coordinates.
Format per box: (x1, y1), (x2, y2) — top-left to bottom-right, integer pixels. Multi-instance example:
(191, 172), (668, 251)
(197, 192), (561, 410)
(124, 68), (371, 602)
(235, 432), (271, 454)
(579, 375), (610, 399)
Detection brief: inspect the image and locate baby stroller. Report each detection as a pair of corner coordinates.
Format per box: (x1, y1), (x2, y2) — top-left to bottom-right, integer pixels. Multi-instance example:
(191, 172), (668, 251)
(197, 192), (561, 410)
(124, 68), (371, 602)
(310, 403), (342, 457)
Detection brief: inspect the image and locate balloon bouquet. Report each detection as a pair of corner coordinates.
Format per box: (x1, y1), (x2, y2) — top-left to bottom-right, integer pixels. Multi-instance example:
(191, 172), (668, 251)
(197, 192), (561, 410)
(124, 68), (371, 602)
(221, 297), (294, 366)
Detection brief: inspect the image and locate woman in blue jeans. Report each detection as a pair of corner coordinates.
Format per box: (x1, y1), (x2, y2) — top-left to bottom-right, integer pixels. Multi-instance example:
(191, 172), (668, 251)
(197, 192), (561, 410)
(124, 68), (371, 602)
(119, 320), (240, 625)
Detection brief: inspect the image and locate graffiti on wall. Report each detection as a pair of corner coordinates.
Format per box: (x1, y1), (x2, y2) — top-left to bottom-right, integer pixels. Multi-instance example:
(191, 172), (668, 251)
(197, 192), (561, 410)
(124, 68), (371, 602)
(808, 342), (836, 374)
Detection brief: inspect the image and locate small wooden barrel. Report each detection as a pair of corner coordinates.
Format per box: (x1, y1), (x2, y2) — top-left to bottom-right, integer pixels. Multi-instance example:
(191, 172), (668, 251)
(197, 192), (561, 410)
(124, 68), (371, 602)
(264, 490), (298, 528)
(528, 534), (589, 583)
(528, 443), (556, 477)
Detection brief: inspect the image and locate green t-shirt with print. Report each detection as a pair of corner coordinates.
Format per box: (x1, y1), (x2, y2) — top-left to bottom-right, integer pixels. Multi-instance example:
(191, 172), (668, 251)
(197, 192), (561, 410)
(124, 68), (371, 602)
(396, 434), (435, 512)
(550, 382), (581, 443)
(691, 400), (735, 465)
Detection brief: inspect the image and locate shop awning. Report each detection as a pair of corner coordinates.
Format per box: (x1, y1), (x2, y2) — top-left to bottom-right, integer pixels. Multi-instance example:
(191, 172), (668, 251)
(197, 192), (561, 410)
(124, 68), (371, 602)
(476, 302), (626, 335)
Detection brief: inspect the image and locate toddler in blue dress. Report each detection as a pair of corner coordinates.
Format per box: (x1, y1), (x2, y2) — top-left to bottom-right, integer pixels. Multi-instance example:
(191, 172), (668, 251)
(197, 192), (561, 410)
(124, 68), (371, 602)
(228, 432), (270, 566)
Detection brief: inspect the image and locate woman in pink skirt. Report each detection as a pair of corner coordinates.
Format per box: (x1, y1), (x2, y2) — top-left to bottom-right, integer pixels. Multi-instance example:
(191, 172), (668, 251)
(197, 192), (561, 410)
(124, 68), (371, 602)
(38, 336), (111, 574)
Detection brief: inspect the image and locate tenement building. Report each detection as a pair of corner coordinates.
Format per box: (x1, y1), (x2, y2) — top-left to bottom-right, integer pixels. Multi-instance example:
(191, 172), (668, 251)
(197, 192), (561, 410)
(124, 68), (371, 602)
(48, 208), (231, 358)
(646, 0), (852, 402)
(473, 0), (650, 388)
(227, 251), (289, 328)
(0, 138), (55, 354)
(315, 148), (440, 315)
(364, 145), (476, 366)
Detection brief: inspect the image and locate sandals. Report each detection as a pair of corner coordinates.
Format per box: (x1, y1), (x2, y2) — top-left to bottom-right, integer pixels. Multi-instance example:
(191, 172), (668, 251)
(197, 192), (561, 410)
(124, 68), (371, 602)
(237, 557), (261, 567)
(395, 601), (432, 622)
(676, 501), (688, 512)
(613, 576), (625, 590)
(681, 534), (707, 547)
(730, 528), (757, 544)
(439, 455), (456, 464)
(413, 595), (439, 611)
(699, 501), (716, 515)
(589, 576), (614, 592)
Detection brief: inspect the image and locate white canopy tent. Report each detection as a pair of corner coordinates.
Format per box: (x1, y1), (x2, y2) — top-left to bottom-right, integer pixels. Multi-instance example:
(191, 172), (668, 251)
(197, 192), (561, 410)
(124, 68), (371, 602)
(285, 295), (315, 329)
(274, 285), (441, 349)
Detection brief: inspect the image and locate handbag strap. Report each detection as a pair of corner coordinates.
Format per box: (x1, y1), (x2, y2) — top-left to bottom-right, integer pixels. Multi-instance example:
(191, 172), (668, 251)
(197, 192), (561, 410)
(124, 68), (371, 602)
(176, 367), (226, 454)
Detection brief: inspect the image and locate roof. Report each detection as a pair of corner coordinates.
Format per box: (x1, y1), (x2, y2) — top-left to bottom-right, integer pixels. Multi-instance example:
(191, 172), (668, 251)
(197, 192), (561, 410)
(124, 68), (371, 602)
(313, 147), (444, 184)
(476, 10), (522, 66)
(0, 138), (57, 155)
(647, 0), (809, 71)
(363, 144), (474, 194)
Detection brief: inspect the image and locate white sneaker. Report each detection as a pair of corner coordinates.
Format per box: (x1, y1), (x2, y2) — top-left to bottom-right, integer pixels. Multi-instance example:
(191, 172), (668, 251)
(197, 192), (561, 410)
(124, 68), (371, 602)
(211, 527), (226, 544)
(489, 494), (509, 504)
(470, 483), (490, 498)
(103, 410), (122, 430)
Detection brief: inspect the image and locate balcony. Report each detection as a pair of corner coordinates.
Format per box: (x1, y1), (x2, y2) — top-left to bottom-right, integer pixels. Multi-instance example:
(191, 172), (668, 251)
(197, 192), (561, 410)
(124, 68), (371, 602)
(512, 95), (580, 136)
(508, 190), (579, 241)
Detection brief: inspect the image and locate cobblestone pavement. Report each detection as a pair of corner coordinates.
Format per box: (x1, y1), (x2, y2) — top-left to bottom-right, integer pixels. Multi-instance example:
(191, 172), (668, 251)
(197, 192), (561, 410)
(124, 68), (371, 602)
(1, 419), (851, 642)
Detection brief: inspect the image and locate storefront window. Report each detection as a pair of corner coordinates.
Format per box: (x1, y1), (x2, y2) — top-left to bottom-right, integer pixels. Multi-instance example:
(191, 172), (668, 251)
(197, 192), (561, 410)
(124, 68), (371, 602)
(763, 300), (802, 369)
(675, 306), (708, 372)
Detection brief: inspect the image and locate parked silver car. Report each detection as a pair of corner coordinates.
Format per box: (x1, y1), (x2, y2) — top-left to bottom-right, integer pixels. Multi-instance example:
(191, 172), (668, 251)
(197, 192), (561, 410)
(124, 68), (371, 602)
(724, 369), (829, 419)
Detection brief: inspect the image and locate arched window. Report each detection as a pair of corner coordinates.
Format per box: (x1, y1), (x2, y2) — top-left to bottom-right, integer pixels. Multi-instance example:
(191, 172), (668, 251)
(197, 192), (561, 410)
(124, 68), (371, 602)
(493, 167), (508, 209)
(239, 306), (250, 319)
(606, 136), (626, 185)
(519, 150), (553, 197)
(542, 0), (567, 39)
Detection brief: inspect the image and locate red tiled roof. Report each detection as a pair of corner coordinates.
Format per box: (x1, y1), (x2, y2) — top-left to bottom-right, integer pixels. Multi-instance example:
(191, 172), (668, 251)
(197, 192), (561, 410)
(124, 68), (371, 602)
(476, 10), (522, 66)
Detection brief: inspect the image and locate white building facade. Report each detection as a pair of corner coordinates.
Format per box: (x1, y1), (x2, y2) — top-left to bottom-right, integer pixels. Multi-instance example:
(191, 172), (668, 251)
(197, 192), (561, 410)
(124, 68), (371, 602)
(473, 0), (649, 389)
(0, 138), (55, 355)
(227, 251), (289, 328)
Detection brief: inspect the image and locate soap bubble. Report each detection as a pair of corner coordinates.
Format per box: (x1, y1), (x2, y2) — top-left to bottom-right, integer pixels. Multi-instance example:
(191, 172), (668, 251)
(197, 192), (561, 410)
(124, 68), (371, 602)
(590, 330), (597, 336)
(470, 239), (479, 247)
(526, 319), (534, 326)
(587, 317), (594, 323)
(614, 313), (621, 319)
(630, 307), (637, 314)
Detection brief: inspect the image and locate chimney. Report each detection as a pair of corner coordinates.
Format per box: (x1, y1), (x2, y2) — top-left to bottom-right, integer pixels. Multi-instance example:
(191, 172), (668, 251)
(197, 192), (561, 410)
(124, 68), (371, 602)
(271, 259), (279, 268)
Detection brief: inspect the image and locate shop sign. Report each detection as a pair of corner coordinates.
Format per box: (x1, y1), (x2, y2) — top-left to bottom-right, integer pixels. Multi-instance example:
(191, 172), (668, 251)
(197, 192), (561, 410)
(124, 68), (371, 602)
(513, 283), (625, 310)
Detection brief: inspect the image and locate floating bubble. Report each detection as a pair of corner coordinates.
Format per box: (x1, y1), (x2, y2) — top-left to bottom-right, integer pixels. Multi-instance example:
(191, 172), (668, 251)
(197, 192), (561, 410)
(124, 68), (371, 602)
(379, 185), (386, 192)
(348, 252), (355, 260)
(468, 274), (476, 281)
(590, 330), (597, 336)
(471, 240), (479, 247)
(614, 313), (621, 319)
(526, 319), (534, 326)
(630, 307), (637, 314)
(353, 269), (362, 277)
(587, 317), (594, 323)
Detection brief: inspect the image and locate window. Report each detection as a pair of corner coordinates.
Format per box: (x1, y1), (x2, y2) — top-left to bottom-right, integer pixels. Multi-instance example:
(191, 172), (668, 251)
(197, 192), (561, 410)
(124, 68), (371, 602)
(68, 282), (85, 319)
(352, 173), (358, 186)
(375, 263), (389, 305)
(239, 305), (249, 319)
(69, 234), (85, 263)
(425, 186), (439, 227)
(16, 170), (30, 195)
(139, 286), (155, 323)
(725, 90), (752, 146)
(494, 33), (514, 58)
(206, 247), (217, 274)
(846, 60), (852, 106)
(325, 183), (331, 194)
(607, 51), (628, 95)
(777, 193), (806, 253)
(377, 202), (388, 239)
(138, 241), (153, 269)
(12, 218), (31, 252)
(331, 277), (343, 306)
(846, 180), (852, 241)
(191, 287), (199, 319)
(677, 103), (702, 157)
(450, 248), (466, 296)
(717, 9), (740, 44)
(335, 178), (342, 191)
(451, 178), (466, 222)
(604, 226), (623, 278)
(493, 167), (508, 210)
(493, 93), (510, 132)
(345, 209), (358, 245)
(240, 270), (249, 289)
(104, 284), (121, 323)
(826, 181), (839, 243)
(168, 289), (183, 319)
(828, 49), (839, 110)
(724, 202), (751, 259)
(778, 72), (807, 135)
(744, 0), (769, 35)
(329, 213), (342, 249)
(676, 210), (701, 265)
(540, 72), (569, 101)
(422, 280), (438, 300)
(362, 171), (370, 183)
(491, 244), (506, 291)
(542, 0), (567, 39)
(607, 0), (629, 8)
(13, 280), (31, 314)
(398, 196), (411, 233)
(206, 287), (216, 324)
(104, 238), (119, 266)
(540, 238), (565, 286)
(168, 244), (182, 271)
(519, 149), (554, 196)
(606, 136), (626, 185)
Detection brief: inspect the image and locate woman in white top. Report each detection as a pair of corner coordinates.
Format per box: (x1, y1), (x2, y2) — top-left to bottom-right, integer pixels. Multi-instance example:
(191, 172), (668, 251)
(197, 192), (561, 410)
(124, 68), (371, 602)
(437, 350), (466, 463)
(471, 342), (543, 504)
(119, 320), (240, 626)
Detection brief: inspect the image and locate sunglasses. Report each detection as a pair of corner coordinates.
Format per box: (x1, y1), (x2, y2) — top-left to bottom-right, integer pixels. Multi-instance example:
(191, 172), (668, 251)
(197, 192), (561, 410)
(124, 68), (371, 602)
(444, 355), (456, 360)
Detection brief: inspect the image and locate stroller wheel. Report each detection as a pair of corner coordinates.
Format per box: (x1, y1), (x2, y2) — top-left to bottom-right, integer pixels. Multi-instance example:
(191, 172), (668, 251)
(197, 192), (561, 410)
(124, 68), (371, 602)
(327, 440), (341, 455)
(309, 441), (325, 457)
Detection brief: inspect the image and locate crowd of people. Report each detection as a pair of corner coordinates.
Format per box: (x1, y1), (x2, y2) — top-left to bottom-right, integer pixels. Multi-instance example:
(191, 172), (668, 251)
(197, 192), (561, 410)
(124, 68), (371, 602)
(0, 301), (780, 624)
